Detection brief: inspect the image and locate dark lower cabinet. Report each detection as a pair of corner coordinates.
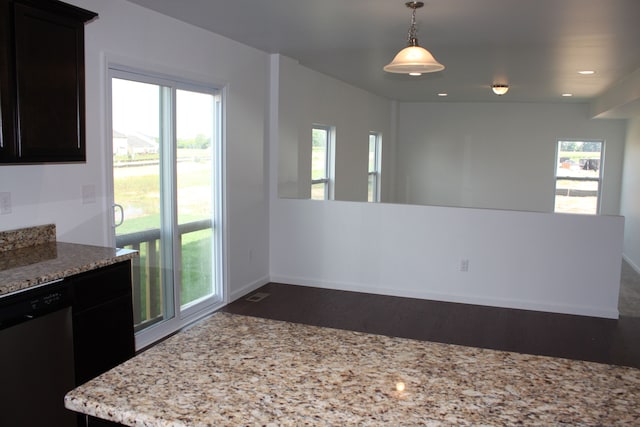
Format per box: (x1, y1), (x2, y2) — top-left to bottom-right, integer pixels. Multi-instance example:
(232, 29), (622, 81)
(86, 416), (124, 427)
(73, 293), (135, 384)
(72, 261), (135, 384)
(71, 261), (135, 427)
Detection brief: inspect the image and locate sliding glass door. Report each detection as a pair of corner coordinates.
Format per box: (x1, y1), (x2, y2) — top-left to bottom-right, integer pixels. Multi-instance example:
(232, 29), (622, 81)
(110, 66), (223, 347)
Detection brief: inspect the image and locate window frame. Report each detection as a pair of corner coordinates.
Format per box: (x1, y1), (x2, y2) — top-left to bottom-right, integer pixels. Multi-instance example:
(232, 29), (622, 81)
(553, 139), (604, 215)
(107, 63), (226, 350)
(311, 124), (334, 200)
(368, 132), (382, 203)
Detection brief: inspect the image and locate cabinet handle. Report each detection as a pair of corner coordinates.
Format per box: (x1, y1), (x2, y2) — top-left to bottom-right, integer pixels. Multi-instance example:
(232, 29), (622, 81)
(114, 203), (124, 227)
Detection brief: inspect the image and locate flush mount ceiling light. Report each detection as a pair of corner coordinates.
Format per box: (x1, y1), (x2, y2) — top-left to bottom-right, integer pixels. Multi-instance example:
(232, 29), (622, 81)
(384, 1), (444, 76)
(491, 84), (509, 96)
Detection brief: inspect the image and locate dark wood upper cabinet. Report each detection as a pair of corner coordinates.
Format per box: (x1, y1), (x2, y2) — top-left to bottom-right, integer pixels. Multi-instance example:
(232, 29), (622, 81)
(0, 0), (96, 163)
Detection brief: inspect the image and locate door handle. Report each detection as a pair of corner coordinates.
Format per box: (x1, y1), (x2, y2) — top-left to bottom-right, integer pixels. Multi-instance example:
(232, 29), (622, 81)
(113, 203), (124, 227)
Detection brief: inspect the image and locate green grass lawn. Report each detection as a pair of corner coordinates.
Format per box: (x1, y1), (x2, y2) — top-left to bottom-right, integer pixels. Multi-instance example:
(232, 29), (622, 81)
(558, 151), (601, 161)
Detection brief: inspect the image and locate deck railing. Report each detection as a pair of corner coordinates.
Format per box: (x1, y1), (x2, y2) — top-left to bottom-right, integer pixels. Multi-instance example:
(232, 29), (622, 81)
(116, 219), (212, 330)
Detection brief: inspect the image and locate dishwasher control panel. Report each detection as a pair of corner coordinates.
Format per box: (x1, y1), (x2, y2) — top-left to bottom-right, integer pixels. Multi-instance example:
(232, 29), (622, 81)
(0, 281), (71, 329)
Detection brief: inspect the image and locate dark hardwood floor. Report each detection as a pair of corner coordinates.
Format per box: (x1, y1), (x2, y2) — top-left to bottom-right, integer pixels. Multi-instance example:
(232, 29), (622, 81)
(222, 282), (640, 369)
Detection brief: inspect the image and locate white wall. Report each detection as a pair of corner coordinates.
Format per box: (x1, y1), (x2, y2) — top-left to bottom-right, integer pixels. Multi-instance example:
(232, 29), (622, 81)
(0, 0), (270, 300)
(395, 102), (627, 214)
(621, 117), (640, 271)
(269, 59), (627, 320)
(276, 55), (394, 202)
(270, 198), (624, 319)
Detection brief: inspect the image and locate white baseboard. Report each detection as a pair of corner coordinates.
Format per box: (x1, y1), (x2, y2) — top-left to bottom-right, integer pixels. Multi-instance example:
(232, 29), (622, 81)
(269, 274), (619, 320)
(623, 254), (640, 275)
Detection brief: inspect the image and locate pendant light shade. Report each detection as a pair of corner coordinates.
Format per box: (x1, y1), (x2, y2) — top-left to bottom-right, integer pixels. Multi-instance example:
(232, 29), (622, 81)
(384, 2), (444, 76)
(384, 45), (445, 75)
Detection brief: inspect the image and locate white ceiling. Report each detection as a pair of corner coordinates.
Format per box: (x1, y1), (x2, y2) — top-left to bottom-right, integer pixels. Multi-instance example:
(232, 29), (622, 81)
(125, 0), (640, 104)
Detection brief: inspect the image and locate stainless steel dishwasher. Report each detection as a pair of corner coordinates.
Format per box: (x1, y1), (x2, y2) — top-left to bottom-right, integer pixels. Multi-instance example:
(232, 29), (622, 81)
(0, 280), (77, 427)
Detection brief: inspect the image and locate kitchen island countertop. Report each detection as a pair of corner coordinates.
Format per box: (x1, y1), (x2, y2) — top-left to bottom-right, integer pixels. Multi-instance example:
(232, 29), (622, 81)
(65, 312), (640, 426)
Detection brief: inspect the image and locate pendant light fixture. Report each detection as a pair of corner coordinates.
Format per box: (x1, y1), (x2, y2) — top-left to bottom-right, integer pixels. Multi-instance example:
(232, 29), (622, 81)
(384, 1), (444, 76)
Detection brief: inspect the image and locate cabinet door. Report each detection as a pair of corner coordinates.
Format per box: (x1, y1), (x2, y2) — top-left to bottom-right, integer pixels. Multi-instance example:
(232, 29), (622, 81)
(86, 416), (125, 427)
(72, 262), (135, 385)
(0, 0), (16, 162)
(13, 2), (87, 162)
(73, 295), (135, 385)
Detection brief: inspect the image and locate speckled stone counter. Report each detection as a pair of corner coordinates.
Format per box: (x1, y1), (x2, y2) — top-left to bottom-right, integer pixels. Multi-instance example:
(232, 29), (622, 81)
(0, 224), (56, 251)
(65, 312), (640, 426)
(0, 224), (137, 297)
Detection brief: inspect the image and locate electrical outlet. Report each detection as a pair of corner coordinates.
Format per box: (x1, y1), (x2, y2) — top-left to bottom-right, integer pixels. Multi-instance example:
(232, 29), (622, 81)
(460, 259), (469, 272)
(0, 192), (12, 215)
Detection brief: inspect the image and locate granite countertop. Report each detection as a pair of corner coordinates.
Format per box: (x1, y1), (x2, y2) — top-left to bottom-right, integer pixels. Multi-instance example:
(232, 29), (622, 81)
(0, 224), (137, 297)
(65, 312), (640, 426)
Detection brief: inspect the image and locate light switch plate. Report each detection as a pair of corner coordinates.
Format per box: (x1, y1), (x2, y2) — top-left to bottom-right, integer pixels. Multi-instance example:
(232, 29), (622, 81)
(82, 184), (96, 205)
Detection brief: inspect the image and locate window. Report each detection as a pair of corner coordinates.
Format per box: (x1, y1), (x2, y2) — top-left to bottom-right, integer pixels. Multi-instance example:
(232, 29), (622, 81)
(110, 65), (224, 349)
(554, 140), (603, 214)
(311, 125), (334, 200)
(368, 132), (382, 202)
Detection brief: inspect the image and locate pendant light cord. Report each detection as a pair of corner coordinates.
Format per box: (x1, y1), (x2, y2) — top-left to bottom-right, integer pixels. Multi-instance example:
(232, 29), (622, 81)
(406, 2), (421, 47)
(407, 7), (418, 46)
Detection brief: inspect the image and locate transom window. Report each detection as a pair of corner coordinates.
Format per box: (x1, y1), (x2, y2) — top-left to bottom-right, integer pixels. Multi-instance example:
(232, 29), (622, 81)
(554, 140), (603, 214)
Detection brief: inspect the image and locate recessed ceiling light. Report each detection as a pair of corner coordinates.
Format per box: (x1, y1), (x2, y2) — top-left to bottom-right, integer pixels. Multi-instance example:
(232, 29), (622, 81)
(491, 84), (509, 96)
(578, 70), (595, 75)
(562, 93), (573, 97)
(437, 93), (448, 97)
